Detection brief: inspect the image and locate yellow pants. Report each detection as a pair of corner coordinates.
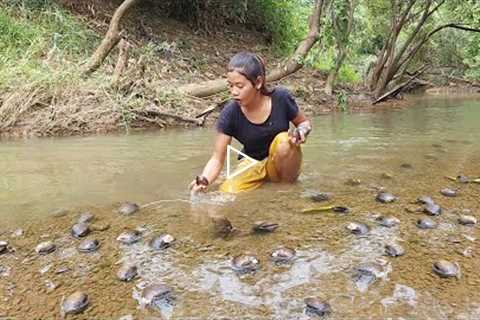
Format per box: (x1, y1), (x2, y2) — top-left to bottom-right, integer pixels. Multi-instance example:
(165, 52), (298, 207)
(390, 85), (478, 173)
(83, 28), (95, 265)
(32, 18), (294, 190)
(219, 132), (301, 193)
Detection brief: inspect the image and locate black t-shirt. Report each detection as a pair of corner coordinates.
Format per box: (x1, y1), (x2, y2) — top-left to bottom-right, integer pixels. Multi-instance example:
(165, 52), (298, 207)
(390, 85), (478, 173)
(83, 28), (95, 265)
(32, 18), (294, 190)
(216, 86), (299, 161)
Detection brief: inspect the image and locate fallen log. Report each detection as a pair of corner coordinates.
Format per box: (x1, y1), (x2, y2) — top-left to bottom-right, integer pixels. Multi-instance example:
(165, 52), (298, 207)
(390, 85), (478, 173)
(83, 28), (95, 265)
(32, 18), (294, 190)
(133, 107), (203, 126)
(177, 0), (328, 98)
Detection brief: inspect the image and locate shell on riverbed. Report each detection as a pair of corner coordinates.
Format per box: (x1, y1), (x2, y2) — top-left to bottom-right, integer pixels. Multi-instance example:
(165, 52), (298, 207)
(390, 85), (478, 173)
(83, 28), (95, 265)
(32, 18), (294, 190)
(117, 230), (142, 245)
(118, 202), (139, 215)
(375, 216), (400, 228)
(458, 215), (477, 226)
(432, 260), (460, 278)
(77, 211), (94, 224)
(116, 264), (138, 282)
(346, 222), (370, 235)
(270, 247), (296, 264)
(0, 241), (8, 254)
(141, 284), (173, 308)
(416, 218), (437, 229)
(77, 239), (100, 253)
(231, 254), (260, 273)
(71, 223), (90, 239)
(423, 202), (442, 216)
(304, 298), (332, 317)
(440, 188), (457, 197)
(385, 243), (405, 257)
(35, 241), (56, 255)
(252, 221), (279, 233)
(149, 234), (175, 250)
(376, 192), (397, 203)
(61, 291), (89, 315)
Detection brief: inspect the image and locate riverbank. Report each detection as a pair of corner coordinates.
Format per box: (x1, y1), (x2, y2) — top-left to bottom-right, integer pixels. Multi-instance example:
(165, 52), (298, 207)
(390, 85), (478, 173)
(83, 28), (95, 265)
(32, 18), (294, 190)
(4, 2), (479, 139)
(0, 1), (421, 139)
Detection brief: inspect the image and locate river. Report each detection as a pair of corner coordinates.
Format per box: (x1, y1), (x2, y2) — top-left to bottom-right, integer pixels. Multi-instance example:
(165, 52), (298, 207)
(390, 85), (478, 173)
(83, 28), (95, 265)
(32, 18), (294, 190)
(0, 94), (479, 319)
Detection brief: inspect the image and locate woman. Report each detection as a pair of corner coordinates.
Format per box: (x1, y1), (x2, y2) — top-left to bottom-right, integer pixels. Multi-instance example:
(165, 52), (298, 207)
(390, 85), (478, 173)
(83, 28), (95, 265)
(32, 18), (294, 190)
(189, 52), (312, 193)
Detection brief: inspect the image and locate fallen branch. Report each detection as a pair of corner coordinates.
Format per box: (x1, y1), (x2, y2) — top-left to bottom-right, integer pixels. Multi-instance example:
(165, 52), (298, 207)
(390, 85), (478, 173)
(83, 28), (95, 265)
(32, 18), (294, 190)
(373, 67), (427, 104)
(134, 107), (203, 125)
(195, 99), (230, 118)
(83, 0), (140, 76)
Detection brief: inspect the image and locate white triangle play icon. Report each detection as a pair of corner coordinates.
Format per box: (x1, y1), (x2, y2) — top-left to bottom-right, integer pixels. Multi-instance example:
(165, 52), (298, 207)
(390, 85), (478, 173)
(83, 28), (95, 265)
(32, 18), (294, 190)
(226, 145), (259, 180)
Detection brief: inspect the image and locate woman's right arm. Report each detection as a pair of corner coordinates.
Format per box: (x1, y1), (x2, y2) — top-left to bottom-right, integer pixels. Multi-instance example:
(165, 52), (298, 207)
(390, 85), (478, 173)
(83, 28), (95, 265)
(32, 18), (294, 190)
(189, 132), (232, 192)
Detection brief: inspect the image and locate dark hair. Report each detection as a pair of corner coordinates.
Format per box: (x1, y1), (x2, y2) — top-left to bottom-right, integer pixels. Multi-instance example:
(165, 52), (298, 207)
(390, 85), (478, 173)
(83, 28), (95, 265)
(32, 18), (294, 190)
(227, 52), (271, 95)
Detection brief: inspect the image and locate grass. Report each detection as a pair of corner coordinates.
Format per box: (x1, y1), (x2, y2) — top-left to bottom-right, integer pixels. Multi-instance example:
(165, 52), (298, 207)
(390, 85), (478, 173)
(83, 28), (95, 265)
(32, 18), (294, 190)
(0, 1), (99, 89)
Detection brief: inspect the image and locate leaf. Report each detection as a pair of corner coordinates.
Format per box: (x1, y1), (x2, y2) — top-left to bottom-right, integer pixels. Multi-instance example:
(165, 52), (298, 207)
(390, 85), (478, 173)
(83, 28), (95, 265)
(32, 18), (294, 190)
(301, 205), (334, 214)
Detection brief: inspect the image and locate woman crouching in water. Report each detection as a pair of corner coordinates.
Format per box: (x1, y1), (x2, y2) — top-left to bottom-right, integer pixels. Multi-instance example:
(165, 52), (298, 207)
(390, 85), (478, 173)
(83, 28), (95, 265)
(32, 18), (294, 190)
(189, 52), (312, 193)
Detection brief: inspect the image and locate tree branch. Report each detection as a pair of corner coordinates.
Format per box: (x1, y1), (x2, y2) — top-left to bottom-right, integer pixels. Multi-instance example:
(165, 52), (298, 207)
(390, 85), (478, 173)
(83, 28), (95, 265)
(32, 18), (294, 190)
(399, 23), (480, 68)
(83, 0), (140, 76)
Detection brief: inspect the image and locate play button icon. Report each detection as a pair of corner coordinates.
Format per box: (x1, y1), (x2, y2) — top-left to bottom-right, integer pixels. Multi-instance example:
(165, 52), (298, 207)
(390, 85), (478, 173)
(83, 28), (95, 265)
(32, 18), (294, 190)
(226, 145), (259, 179)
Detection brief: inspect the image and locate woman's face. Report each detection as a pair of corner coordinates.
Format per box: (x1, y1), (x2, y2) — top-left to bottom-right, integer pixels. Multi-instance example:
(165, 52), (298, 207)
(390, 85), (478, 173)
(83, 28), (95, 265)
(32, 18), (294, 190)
(227, 70), (259, 107)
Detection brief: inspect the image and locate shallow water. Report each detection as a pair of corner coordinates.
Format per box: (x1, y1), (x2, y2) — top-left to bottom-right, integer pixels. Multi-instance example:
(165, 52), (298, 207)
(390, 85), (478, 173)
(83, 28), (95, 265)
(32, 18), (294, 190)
(0, 94), (479, 319)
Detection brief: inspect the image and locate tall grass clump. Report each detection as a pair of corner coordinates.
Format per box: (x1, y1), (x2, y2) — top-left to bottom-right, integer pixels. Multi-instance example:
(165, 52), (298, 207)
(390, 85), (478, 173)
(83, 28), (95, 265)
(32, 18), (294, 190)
(0, 0), (99, 89)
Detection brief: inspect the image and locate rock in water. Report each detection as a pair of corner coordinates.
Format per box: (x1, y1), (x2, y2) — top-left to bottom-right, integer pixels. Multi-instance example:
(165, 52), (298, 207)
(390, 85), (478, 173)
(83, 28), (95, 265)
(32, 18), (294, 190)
(118, 202), (139, 215)
(61, 291), (89, 315)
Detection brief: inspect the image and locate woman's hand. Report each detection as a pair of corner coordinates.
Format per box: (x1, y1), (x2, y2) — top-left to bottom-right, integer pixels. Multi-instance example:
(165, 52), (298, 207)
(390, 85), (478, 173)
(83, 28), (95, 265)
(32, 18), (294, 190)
(289, 126), (308, 145)
(189, 176), (209, 193)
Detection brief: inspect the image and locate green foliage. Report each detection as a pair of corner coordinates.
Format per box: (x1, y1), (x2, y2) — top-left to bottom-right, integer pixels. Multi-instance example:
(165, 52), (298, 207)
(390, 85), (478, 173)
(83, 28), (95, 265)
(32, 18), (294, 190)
(338, 64), (360, 83)
(251, 0), (312, 53)
(0, 2), (98, 88)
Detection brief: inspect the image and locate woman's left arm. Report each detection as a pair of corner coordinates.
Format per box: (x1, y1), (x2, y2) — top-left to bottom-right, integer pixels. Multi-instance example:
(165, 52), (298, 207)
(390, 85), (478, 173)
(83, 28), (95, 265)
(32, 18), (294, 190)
(290, 111), (312, 145)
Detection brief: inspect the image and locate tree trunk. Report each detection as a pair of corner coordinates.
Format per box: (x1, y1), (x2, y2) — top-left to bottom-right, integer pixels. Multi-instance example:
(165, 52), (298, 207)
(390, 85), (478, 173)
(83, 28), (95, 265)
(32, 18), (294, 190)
(325, 50), (345, 95)
(111, 39), (131, 87)
(325, 0), (356, 95)
(83, 0), (140, 76)
(368, 0), (417, 92)
(177, 0), (328, 98)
